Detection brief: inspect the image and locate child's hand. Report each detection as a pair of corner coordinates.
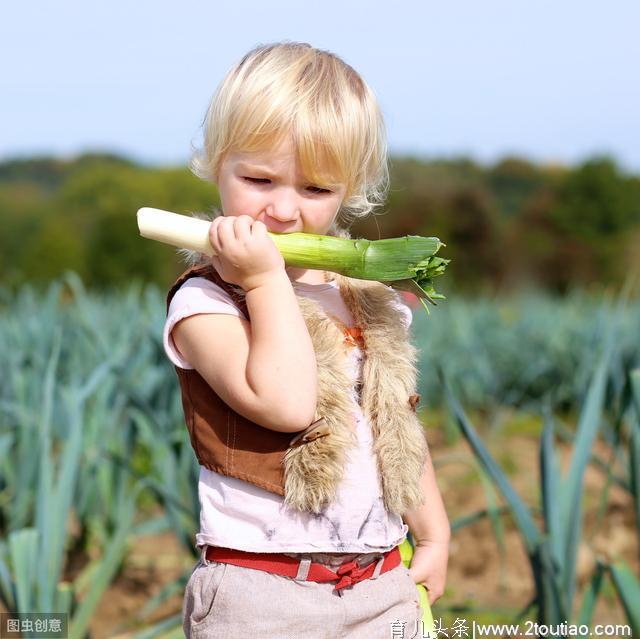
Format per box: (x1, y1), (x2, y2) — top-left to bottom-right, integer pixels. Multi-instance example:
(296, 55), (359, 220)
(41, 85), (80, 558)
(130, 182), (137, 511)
(208, 215), (285, 292)
(407, 540), (449, 606)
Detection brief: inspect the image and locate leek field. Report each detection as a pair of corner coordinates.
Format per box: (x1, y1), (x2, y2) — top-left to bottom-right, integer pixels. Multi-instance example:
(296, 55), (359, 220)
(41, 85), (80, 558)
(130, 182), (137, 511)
(1, 271), (639, 638)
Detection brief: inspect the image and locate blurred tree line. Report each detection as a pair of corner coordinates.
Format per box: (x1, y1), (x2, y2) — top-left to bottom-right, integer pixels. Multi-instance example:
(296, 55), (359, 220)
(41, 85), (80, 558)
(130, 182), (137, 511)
(0, 152), (638, 296)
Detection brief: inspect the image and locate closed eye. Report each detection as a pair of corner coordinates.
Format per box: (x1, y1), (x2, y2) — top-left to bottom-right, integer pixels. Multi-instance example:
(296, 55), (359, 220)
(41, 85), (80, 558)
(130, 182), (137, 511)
(243, 177), (270, 184)
(242, 177), (332, 194)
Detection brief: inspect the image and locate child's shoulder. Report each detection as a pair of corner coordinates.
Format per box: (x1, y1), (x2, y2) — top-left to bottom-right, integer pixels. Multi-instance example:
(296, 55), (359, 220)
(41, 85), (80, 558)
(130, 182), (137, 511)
(163, 272), (248, 369)
(176, 274), (234, 298)
(168, 271), (247, 322)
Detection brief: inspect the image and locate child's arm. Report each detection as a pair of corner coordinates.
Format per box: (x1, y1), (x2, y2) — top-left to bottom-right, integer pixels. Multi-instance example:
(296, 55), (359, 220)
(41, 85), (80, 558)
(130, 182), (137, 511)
(402, 449), (451, 544)
(172, 215), (318, 433)
(402, 449), (450, 604)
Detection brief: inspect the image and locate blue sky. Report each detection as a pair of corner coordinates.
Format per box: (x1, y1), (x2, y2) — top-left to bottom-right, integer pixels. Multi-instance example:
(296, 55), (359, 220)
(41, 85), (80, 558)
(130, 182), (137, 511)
(2, 0), (638, 172)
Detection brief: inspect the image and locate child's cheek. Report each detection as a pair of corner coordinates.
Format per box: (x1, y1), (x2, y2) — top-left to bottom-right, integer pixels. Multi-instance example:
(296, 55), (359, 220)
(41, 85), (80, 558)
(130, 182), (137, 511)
(227, 188), (262, 219)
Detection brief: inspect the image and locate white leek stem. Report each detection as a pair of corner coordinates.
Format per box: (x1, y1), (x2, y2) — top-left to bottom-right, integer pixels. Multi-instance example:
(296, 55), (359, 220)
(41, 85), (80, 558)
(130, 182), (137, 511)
(137, 207), (217, 256)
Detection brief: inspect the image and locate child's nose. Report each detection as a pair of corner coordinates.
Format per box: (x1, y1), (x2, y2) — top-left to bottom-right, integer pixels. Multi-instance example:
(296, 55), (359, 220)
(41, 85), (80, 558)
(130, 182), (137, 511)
(264, 198), (301, 223)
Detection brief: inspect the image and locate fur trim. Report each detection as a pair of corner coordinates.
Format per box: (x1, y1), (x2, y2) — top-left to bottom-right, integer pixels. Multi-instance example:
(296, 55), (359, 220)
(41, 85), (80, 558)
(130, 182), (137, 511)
(282, 297), (358, 513)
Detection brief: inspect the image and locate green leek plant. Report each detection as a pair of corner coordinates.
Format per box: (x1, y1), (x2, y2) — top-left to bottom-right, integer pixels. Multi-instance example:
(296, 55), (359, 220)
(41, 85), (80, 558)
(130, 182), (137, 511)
(439, 321), (640, 635)
(604, 368), (640, 632)
(0, 324), (141, 639)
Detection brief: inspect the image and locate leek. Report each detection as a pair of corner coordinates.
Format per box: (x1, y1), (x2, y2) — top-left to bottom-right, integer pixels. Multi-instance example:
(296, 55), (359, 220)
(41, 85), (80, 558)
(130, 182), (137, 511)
(137, 207), (449, 315)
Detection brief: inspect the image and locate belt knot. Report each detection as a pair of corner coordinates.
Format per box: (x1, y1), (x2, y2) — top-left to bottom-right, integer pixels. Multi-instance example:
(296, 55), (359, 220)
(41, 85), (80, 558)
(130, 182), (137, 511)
(334, 560), (367, 590)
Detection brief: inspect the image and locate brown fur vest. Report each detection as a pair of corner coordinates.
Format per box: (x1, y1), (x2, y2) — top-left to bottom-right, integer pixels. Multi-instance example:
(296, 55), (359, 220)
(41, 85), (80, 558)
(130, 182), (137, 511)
(166, 210), (428, 516)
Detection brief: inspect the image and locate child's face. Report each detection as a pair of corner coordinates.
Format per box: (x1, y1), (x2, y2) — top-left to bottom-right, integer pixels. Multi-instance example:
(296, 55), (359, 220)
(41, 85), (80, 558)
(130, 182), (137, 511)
(215, 136), (346, 236)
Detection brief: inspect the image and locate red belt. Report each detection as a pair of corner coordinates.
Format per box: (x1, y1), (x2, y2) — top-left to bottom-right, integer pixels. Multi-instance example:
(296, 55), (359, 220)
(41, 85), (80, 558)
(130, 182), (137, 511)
(204, 545), (401, 591)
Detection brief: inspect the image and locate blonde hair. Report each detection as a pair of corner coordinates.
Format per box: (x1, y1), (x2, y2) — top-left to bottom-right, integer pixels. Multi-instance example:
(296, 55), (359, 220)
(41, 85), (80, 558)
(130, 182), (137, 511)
(189, 41), (389, 224)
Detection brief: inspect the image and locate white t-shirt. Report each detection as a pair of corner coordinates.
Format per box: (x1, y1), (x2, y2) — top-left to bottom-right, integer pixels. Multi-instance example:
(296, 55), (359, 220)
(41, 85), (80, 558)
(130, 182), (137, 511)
(164, 275), (413, 553)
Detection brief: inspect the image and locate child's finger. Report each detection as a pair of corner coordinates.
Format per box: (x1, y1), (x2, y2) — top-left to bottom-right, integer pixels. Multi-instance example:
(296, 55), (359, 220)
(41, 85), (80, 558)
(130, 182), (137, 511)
(209, 216), (230, 247)
(208, 220), (222, 253)
(251, 219), (267, 235)
(233, 215), (254, 240)
(217, 216), (238, 247)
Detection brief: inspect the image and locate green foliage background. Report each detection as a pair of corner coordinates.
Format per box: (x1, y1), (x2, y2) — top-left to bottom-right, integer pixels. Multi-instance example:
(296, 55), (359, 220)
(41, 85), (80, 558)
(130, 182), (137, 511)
(1, 152), (638, 296)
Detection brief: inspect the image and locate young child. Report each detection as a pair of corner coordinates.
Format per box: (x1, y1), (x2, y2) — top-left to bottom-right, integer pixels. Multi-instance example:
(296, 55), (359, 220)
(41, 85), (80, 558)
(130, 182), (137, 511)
(163, 41), (450, 638)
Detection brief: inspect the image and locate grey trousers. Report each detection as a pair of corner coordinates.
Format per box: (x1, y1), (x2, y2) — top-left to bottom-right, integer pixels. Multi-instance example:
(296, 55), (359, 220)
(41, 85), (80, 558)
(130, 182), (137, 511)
(182, 548), (422, 638)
